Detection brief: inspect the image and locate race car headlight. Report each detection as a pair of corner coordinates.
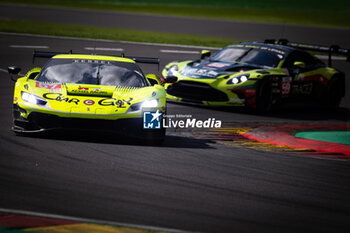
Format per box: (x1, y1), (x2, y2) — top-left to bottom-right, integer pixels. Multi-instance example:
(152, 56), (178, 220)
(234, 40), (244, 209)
(126, 99), (159, 113)
(141, 99), (158, 108)
(167, 65), (178, 77)
(21, 92), (47, 105)
(227, 74), (250, 85)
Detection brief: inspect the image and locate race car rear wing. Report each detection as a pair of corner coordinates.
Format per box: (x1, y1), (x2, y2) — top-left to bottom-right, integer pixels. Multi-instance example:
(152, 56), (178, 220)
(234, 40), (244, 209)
(264, 39), (350, 66)
(121, 53), (160, 70)
(32, 50), (73, 64)
(33, 50), (160, 69)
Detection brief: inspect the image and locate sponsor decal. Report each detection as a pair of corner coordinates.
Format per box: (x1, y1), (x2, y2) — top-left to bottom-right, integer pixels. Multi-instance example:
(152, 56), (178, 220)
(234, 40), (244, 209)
(98, 97), (133, 108)
(183, 68), (218, 78)
(14, 97), (18, 102)
(232, 45), (286, 55)
(84, 99), (95, 105)
(42, 93), (79, 105)
(42, 94), (133, 107)
(74, 59), (111, 64)
(283, 68), (290, 76)
(36, 82), (62, 92)
(71, 87), (108, 95)
(143, 110), (162, 129)
(298, 74), (329, 86)
(292, 83), (313, 95)
(259, 46), (286, 55)
(205, 62), (230, 68)
(230, 89), (256, 108)
(192, 62), (201, 67)
(244, 89), (256, 94)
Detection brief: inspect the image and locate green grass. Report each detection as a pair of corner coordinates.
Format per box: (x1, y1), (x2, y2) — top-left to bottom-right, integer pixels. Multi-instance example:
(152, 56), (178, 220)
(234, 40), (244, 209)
(1, 0), (349, 28)
(4, 0), (350, 12)
(0, 18), (238, 47)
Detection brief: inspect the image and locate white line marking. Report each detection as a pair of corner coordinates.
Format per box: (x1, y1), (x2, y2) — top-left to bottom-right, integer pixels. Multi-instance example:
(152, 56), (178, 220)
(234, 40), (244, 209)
(0, 208), (196, 233)
(315, 55), (346, 61)
(0, 68), (8, 73)
(5, 2), (349, 31)
(160, 49), (200, 54)
(0, 32), (221, 50)
(84, 47), (124, 51)
(9, 45), (49, 49)
(4, 33), (347, 61)
(119, 40), (220, 50)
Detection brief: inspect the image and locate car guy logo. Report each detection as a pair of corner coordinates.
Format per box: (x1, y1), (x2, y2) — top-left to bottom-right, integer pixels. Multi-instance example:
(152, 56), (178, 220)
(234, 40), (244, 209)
(83, 99), (95, 105)
(143, 110), (162, 129)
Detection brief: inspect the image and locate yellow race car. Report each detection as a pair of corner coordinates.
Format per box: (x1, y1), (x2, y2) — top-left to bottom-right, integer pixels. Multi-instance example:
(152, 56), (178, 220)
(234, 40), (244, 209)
(9, 52), (166, 144)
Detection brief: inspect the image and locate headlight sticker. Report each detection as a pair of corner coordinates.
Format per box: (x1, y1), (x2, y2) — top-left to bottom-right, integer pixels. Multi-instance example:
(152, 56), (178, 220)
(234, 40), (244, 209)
(205, 62), (230, 68)
(36, 82), (62, 92)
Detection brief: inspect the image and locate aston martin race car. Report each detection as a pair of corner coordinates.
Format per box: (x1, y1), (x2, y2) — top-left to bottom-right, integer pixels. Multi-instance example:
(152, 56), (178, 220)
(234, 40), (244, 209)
(162, 39), (349, 112)
(9, 52), (166, 144)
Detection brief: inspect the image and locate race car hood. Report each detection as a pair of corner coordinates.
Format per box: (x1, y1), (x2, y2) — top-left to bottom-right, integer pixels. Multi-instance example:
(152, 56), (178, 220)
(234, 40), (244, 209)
(24, 80), (160, 115)
(179, 60), (262, 79)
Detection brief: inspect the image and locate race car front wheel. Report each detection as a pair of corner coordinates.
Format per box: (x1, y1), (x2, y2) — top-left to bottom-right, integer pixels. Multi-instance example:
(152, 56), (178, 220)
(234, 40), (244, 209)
(144, 108), (166, 145)
(326, 77), (343, 109)
(144, 128), (165, 146)
(256, 80), (272, 113)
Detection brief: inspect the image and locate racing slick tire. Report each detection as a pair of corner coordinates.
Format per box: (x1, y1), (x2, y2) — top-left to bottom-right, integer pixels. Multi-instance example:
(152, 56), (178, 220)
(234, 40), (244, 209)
(256, 80), (272, 113)
(144, 108), (166, 146)
(144, 128), (165, 146)
(325, 76), (343, 109)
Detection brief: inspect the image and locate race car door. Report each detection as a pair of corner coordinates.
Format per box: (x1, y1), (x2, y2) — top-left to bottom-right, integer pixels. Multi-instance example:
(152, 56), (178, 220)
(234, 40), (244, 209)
(281, 50), (328, 99)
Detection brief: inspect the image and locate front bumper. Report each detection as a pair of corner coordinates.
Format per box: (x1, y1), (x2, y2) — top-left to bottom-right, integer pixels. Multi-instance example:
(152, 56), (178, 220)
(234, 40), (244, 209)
(165, 81), (256, 107)
(12, 105), (165, 140)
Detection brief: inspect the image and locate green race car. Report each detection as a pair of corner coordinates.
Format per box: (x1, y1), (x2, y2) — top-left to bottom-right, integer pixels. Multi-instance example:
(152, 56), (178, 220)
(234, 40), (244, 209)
(162, 39), (349, 112)
(9, 52), (166, 144)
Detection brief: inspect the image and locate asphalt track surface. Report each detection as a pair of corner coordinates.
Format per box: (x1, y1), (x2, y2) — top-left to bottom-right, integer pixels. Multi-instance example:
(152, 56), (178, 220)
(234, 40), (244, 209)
(0, 6), (350, 233)
(1, 4), (350, 47)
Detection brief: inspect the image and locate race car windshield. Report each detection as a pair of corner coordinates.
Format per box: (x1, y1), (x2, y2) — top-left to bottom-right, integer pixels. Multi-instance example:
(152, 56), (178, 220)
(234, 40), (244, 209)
(210, 47), (283, 68)
(36, 58), (147, 87)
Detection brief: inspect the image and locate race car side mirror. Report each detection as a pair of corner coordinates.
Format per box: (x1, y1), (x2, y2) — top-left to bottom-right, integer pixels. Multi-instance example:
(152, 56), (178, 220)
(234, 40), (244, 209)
(201, 50), (211, 59)
(293, 61), (306, 69)
(146, 74), (162, 86)
(8, 66), (21, 75)
(8, 66), (22, 81)
(164, 76), (178, 83)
